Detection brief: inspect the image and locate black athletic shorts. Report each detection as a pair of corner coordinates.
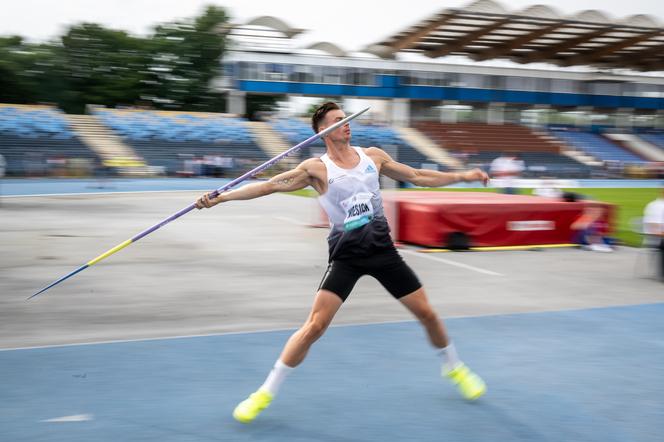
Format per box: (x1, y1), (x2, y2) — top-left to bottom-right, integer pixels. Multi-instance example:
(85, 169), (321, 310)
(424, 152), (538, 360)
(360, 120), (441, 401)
(318, 248), (422, 302)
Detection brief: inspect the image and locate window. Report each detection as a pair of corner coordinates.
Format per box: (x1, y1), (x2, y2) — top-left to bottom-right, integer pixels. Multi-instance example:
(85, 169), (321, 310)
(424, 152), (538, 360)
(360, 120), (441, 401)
(291, 65), (313, 83)
(457, 73), (484, 88)
(323, 67), (342, 84)
(589, 82), (620, 96)
(265, 63), (288, 81)
(445, 73), (461, 87)
(551, 79), (578, 94)
(310, 66), (324, 83)
(504, 76), (539, 91)
(487, 75), (504, 89)
(535, 78), (550, 92)
(631, 83), (661, 98)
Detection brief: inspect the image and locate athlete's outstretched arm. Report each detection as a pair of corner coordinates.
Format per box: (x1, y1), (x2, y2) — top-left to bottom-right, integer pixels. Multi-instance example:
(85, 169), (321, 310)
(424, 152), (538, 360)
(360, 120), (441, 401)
(196, 163), (313, 209)
(369, 147), (489, 188)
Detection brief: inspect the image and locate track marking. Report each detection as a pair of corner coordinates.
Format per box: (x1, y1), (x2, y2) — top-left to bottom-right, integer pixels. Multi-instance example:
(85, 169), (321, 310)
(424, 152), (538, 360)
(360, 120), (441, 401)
(420, 243), (577, 252)
(2, 303), (663, 352)
(400, 249), (504, 276)
(0, 322), (414, 352)
(41, 414), (93, 423)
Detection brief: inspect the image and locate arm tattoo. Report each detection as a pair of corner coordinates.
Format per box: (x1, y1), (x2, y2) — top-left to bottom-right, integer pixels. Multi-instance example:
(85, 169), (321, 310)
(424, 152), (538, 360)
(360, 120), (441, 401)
(276, 177), (295, 187)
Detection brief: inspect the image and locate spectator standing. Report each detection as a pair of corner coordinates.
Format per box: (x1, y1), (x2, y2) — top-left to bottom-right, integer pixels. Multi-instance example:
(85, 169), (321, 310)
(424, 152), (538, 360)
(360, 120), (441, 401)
(643, 187), (664, 280)
(490, 152), (524, 194)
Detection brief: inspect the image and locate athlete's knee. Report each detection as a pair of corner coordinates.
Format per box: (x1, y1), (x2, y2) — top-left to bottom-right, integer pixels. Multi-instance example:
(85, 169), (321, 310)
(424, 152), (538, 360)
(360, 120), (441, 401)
(415, 307), (439, 325)
(301, 316), (329, 342)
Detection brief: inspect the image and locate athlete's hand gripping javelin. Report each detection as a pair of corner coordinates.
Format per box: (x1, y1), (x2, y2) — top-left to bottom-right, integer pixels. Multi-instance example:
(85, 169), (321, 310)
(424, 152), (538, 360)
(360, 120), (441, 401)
(195, 164), (315, 209)
(460, 168), (490, 186)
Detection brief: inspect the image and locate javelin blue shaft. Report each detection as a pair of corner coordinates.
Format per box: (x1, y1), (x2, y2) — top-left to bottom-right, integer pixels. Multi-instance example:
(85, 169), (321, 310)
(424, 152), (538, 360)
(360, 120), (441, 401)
(28, 107), (370, 299)
(27, 265), (89, 300)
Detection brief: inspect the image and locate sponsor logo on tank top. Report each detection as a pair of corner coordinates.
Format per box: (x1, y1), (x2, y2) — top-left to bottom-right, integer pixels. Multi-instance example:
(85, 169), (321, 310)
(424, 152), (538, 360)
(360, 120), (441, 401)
(328, 174), (348, 184)
(364, 164), (376, 174)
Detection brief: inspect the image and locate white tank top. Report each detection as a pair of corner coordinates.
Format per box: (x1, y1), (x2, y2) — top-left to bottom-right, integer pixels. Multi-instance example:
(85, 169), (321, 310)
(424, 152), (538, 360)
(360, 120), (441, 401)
(318, 146), (384, 233)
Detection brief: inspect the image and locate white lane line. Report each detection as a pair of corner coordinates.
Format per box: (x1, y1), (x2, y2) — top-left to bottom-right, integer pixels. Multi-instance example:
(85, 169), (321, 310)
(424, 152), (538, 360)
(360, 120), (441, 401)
(2, 303), (660, 352)
(400, 249), (504, 276)
(0, 180), (266, 198)
(41, 414), (93, 423)
(0, 189), (211, 198)
(0, 320), (418, 352)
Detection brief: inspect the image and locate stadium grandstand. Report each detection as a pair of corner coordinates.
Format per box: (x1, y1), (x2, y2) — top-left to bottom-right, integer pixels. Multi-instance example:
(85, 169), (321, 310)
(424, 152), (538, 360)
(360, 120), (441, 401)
(92, 108), (269, 176)
(270, 117), (435, 169)
(213, 0), (664, 178)
(0, 104), (99, 176)
(1, 0), (663, 179)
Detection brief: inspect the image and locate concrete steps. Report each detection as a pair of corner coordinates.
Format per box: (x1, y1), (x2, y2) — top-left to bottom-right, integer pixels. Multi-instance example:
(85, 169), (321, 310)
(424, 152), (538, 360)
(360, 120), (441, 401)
(395, 127), (463, 170)
(605, 133), (664, 162)
(245, 121), (297, 172)
(65, 114), (151, 175)
(560, 149), (602, 167)
(539, 129), (602, 167)
(66, 115), (138, 160)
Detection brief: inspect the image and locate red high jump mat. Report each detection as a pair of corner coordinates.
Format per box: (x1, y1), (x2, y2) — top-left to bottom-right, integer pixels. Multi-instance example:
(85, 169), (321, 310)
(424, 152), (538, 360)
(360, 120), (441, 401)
(382, 191), (615, 248)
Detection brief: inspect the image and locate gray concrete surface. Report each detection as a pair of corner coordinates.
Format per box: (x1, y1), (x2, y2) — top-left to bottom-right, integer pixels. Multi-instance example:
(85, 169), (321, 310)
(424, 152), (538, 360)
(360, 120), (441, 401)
(1, 192), (663, 349)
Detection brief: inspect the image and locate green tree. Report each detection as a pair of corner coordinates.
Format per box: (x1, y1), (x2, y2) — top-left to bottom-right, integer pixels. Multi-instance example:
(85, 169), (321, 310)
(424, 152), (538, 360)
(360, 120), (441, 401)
(148, 5), (228, 111)
(0, 36), (63, 105)
(59, 23), (152, 113)
(0, 36), (31, 103)
(246, 95), (282, 120)
(0, 4), (230, 113)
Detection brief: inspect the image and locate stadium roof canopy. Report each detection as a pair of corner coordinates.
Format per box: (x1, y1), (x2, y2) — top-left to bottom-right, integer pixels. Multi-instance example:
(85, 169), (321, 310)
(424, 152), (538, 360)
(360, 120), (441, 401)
(222, 16), (354, 57)
(223, 16), (305, 38)
(365, 0), (664, 72)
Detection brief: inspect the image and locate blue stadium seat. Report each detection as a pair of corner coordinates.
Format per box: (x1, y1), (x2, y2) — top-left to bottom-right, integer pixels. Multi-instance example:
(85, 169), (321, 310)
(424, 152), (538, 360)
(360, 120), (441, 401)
(94, 109), (268, 175)
(460, 150), (592, 178)
(639, 133), (664, 152)
(0, 105), (96, 175)
(549, 128), (646, 164)
(270, 118), (438, 169)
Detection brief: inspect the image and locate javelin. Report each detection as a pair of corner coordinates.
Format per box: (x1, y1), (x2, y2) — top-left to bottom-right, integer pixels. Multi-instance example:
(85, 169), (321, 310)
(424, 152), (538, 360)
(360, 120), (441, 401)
(28, 106), (370, 300)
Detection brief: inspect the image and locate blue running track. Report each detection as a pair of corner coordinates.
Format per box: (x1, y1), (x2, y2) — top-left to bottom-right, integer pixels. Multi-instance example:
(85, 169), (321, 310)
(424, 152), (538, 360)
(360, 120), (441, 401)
(1, 304), (663, 442)
(0, 178), (231, 196)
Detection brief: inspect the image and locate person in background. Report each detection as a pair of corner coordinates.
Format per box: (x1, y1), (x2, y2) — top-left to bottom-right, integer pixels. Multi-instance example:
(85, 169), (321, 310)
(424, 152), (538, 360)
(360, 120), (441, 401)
(0, 153), (5, 202)
(571, 205), (613, 252)
(643, 187), (664, 280)
(490, 152), (524, 194)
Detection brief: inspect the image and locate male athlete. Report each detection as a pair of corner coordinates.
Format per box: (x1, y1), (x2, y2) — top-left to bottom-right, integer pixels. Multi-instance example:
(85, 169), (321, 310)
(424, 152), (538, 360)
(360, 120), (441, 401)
(196, 102), (489, 423)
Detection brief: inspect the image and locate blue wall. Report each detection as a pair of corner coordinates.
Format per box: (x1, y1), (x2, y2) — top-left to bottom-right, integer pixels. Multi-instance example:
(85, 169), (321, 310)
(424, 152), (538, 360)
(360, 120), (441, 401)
(237, 75), (664, 110)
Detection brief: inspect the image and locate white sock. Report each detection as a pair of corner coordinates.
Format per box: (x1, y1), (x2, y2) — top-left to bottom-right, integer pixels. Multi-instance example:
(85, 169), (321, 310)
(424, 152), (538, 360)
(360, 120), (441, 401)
(259, 359), (294, 396)
(438, 342), (462, 371)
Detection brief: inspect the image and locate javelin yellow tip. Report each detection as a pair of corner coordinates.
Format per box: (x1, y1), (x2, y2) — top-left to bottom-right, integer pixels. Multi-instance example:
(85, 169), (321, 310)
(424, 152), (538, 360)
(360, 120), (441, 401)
(87, 239), (133, 266)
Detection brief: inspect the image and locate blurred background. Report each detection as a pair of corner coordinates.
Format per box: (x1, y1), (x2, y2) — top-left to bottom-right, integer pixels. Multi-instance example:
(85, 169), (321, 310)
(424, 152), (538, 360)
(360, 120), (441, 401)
(1, 0), (663, 243)
(2, 2), (664, 440)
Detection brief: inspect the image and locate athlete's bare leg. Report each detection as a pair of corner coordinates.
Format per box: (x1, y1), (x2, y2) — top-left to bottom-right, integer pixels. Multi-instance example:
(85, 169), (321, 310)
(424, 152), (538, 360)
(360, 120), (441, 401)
(280, 289), (343, 367)
(399, 287), (449, 349)
(399, 287), (486, 399)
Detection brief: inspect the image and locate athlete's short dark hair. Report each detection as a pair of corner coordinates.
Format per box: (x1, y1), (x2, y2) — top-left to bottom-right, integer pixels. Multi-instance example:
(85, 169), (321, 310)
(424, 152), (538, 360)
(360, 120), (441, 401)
(311, 101), (340, 134)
